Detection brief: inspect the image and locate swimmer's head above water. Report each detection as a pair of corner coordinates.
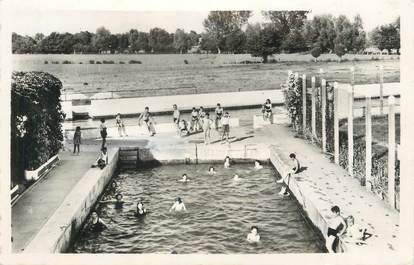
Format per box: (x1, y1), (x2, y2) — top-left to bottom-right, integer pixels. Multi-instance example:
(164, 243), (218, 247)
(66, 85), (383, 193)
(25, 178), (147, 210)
(115, 193), (123, 201)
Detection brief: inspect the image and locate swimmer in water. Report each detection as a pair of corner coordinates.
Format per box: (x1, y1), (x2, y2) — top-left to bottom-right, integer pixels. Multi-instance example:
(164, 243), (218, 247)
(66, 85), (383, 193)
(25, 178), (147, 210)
(179, 173), (189, 182)
(89, 211), (108, 233)
(100, 193), (125, 209)
(247, 226), (260, 243)
(135, 201), (148, 217)
(254, 160), (263, 169)
(169, 197), (187, 212)
(277, 153), (300, 183)
(224, 156), (231, 168)
(233, 174), (241, 181)
(326, 206), (347, 253)
(208, 167), (216, 175)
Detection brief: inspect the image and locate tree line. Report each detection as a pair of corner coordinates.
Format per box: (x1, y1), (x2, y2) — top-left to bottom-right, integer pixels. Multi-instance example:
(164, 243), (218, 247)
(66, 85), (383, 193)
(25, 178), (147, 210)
(12, 11), (400, 62)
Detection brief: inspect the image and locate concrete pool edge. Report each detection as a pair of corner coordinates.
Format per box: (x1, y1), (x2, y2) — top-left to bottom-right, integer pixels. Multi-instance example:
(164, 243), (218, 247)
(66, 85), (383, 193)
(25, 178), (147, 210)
(23, 148), (119, 253)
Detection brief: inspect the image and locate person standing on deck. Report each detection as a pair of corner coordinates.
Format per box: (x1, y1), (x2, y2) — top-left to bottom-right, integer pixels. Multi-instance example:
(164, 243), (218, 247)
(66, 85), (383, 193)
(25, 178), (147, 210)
(116, 113), (128, 137)
(215, 103), (224, 130)
(99, 118), (107, 149)
(221, 112), (230, 143)
(326, 206), (347, 253)
(262, 99), (273, 124)
(138, 107), (156, 136)
(190, 107), (199, 132)
(73, 126), (82, 155)
(203, 113), (213, 145)
(198, 106), (206, 131)
(172, 104), (181, 135)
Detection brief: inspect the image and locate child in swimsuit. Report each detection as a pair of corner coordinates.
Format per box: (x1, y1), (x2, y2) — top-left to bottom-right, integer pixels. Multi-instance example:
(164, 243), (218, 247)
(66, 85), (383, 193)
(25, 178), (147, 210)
(190, 107), (199, 132)
(172, 104), (180, 135)
(198, 106), (206, 130)
(344, 215), (372, 245)
(221, 112), (230, 143)
(99, 118), (107, 149)
(179, 119), (189, 136)
(135, 201), (148, 217)
(247, 226), (260, 243)
(116, 113), (127, 137)
(169, 197), (187, 212)
(138, 107), (156, 136)
(215, 103), (224, 130)
(89, 211), (108, 233)
(203, 113), (213, 145)
(73, 126), (81, 155)
(326, 206), (347, 253)
(262, 99), (273, 123)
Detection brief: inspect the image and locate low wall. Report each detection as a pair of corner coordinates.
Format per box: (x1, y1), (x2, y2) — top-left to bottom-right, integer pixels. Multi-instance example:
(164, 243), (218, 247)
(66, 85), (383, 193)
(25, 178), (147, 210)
(24, 148), (119, 253)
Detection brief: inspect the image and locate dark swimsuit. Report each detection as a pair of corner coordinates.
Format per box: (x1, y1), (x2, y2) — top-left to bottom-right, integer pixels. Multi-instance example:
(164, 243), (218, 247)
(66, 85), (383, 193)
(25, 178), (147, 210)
(135, 209), (147, 217)
(90, 219), (106, 233)
(264, 103), (272, 113)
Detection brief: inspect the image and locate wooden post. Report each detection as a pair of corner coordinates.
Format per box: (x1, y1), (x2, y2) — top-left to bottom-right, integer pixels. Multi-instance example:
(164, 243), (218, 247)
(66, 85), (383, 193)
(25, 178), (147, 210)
(350, 66), (355, 98)
(365, 96), (372, 191)
(334, 82), (340, 164)
(311, 76), (316, 138)
(302, 74), (307, 134)
(388, 95), (396, 208)
(347, 86), (354, 177)
(380, 65), (384, 115)
(321, 79), (327, 153)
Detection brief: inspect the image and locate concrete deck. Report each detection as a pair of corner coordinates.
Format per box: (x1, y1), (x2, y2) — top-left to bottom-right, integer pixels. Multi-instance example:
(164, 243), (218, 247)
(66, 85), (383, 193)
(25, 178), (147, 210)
(12, 107), (399, 253)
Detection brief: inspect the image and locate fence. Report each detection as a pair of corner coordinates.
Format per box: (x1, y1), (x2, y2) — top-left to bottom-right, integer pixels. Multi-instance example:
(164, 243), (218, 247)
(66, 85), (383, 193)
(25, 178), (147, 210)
(283, 68), (400, 211)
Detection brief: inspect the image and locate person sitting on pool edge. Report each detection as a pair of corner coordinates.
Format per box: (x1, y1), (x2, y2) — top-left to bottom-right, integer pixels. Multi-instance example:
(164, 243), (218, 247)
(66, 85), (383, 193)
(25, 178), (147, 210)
(91, 147), (108, 169)
(277, 153), (300, 183)
(88, 211), (108, 233)
(179, 119), (190, 136)
(278, 184), (290, 197)
(208, 167), (216, 175)
(326, 205), (347, 253)
(179, 174), (190, 182)
(343, 215), (372, 245)
(169, 197), (187, 212)
(247, 226), (260, 243)
(254, 160), (263, 170)
(135, 201), (148, 217)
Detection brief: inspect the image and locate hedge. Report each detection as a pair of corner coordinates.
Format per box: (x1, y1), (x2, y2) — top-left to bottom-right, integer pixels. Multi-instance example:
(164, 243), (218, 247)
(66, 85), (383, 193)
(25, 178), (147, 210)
(11, 71), (65, 185)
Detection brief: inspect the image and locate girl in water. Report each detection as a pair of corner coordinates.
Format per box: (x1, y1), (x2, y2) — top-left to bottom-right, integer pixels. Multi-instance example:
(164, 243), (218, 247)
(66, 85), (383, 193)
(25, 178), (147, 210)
(172, 104), (181, 135)
(116, 113), (127, 137)
(169, 197), (187, 212)
(138, 107), (156, 136)
(73, 126), (81, 155)
(254, 160), (263, 170)
(208, 167), (216, 175)
(179, 174), (190, 182)
(215, 103), (224, 130)
(247, 226), (260, 243)
(224, 156), (231, 168)
(326, 206), (347, 253)
(233, 174), (241, 181)
(100, 193), (125, 209)
(277, 153), (300, 183)
(262, 99), (273, 124)
(135, 201), (148, 217)
(88, 211), (108, 233)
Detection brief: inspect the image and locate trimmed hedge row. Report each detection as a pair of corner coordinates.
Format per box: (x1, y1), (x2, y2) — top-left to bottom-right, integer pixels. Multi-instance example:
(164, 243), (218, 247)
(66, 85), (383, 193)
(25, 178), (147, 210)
(11, 71), (65, 184)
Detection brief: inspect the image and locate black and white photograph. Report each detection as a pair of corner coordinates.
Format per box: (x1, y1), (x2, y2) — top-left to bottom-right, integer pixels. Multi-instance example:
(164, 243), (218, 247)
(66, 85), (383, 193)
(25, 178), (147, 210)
(0, 0), (413, 264)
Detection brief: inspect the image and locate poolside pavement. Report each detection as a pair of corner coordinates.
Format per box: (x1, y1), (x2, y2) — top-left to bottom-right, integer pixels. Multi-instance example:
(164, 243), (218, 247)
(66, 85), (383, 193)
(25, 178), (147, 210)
(11, 108), (399, 253)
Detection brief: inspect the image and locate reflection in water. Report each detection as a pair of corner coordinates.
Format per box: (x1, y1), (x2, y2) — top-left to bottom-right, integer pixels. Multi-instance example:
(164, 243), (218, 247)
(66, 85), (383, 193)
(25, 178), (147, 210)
(72, 164), (324, 253)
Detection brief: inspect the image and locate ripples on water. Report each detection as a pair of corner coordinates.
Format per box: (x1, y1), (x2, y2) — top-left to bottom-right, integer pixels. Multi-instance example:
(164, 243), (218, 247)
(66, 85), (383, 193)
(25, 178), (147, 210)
(72, 164), (324, 253)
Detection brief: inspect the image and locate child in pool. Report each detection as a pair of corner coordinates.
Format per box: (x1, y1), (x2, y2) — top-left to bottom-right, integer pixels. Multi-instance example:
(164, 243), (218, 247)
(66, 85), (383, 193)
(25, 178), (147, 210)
(88, 211), (108, 233)
(179, 174), (190, 182)
(233, 174), (241, 181)
(254, 160), (263, 169)
(169, 197), (187, 212)
(100, 193), (125, 209)
(224, 156), (231, 168)
(208, 167), (216, 175)
(247, 226), (260, 243)
(135, 201), (148, 217)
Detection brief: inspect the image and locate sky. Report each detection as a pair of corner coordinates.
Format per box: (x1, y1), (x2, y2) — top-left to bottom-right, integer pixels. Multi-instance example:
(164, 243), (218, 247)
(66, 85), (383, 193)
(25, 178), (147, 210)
(7, 0), (400, 36)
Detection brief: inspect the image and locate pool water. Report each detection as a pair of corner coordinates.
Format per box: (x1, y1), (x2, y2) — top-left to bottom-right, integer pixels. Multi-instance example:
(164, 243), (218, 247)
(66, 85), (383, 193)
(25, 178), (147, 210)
(72, 164), (324, 253)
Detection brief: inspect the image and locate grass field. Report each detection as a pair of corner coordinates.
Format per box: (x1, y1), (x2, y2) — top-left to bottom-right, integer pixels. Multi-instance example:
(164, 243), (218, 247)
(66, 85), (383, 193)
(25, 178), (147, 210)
(13, 54), (400, 98)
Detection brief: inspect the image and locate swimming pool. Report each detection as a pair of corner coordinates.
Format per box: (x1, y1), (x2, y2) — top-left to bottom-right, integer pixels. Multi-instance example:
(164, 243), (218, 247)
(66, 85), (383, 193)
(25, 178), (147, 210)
(71, 164), (324, 253)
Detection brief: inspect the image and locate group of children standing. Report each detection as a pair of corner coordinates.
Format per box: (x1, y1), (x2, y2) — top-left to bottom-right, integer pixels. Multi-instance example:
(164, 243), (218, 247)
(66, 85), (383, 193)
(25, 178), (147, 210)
(173, 103), (231, 144)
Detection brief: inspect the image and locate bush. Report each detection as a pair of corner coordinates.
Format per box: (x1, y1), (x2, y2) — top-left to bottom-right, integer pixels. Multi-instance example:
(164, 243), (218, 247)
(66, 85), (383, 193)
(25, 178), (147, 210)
(129, 60), (142, 64)
(51, 61), (59, 64)
(310, 46), (322, 62)
(184, 59), (189, 64)
(103, 60), (115, 64)
(11, 72), (65, 184)
(89, 60), (95, 64)
(282, 72), (303, 132)
(96, 61), (102, 64)
(62, 60), (73, 64)
(79, 62), (83, 64)
(44, 61), (49, 64)
(119, 61), (125, 64)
